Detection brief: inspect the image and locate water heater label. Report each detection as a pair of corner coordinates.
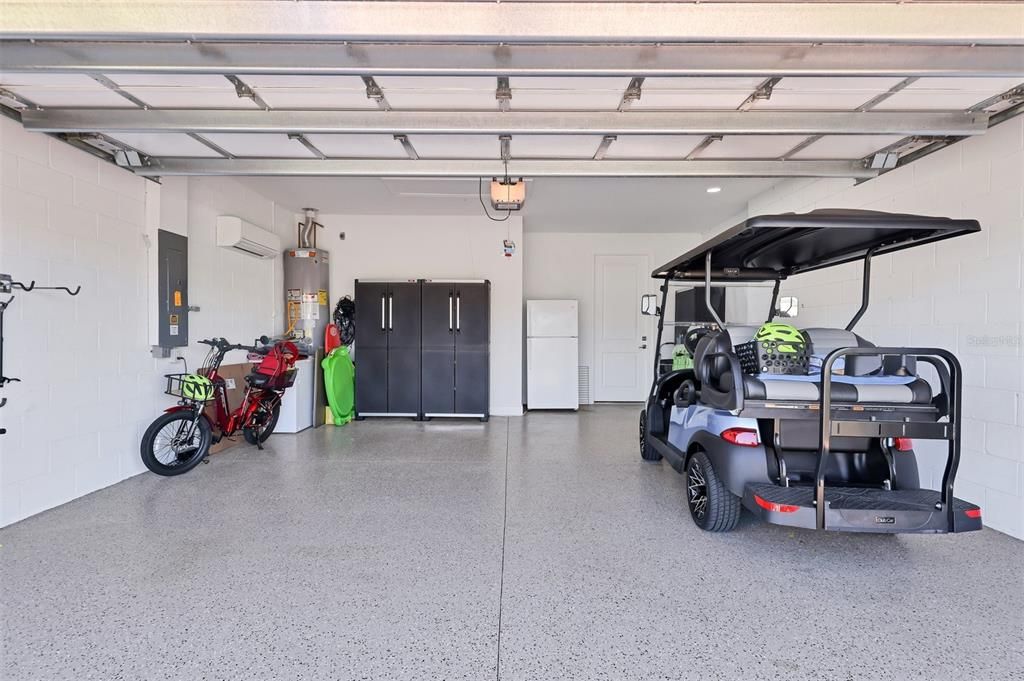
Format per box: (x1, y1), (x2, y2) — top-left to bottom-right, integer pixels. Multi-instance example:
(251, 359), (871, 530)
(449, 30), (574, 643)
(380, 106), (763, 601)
(286, 288), (301, 302)
(318, 289), (328, 306)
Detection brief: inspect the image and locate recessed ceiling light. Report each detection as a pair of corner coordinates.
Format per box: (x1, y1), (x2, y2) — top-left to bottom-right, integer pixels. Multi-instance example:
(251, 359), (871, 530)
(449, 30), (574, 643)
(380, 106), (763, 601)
(706, 186), (722, 194)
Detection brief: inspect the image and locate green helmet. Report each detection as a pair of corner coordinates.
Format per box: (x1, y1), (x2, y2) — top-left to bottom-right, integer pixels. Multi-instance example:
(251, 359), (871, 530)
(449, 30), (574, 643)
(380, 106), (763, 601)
(754, 322), (807, 355)
(181, 374), (214, 401)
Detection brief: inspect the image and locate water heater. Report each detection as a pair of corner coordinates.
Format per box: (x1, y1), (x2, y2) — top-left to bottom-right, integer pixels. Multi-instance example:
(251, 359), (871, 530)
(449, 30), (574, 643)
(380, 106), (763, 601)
(283, 209), (330, 348)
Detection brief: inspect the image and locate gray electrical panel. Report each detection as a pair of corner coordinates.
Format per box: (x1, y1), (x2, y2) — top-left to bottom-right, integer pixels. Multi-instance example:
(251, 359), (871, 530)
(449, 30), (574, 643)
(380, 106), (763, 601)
(158, 229), (188, 348)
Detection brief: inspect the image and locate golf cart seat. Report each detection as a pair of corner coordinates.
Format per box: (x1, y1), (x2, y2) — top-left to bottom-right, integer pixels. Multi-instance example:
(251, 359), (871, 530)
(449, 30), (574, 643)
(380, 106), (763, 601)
(695, 325), (933, 405)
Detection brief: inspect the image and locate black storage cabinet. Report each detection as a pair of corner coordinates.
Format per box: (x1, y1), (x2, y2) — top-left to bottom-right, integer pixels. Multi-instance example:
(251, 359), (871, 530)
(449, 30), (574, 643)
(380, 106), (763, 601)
(421, 281), (490, 420)
(354, 280), (422, 417)
(354, 279), (489, 420)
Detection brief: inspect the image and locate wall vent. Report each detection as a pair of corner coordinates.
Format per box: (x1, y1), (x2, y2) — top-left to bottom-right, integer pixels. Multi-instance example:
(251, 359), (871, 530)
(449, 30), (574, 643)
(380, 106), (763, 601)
(578, 366), (592, 405)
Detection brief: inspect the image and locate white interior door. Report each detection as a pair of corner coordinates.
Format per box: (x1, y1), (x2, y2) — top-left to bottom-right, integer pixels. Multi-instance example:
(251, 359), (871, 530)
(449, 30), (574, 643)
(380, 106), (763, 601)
(594, 254), (651, 402)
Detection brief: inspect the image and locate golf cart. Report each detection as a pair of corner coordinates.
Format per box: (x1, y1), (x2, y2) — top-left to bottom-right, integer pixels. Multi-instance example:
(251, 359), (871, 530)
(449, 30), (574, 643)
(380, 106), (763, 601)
(639, 209), (983, 534)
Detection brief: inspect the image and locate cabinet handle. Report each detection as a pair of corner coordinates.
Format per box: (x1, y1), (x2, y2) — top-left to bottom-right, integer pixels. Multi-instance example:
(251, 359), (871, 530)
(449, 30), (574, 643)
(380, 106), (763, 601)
(380, 295), (385, 330)
(388, 294), (393, 330)
(456, 293), (461, 332)
(448, 293), (453, 332)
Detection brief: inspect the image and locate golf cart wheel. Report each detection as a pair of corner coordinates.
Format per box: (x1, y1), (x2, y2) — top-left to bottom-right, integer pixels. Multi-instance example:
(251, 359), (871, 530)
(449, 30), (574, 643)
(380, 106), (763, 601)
(685, 450), (741, 532)
(639, 411), (661, 462)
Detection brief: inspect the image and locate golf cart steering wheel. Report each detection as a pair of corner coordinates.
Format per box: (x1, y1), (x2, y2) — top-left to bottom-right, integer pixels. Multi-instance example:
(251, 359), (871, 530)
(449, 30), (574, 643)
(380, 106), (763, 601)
(682, 326), (712, 356)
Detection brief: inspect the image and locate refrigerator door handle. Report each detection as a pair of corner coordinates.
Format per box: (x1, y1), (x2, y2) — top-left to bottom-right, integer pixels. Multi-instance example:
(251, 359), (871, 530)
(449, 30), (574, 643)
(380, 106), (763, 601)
(456, 293), (461, 332)
(380, 294), (386, 331)
(448, 293), (453, 332)
(388, 294), (393, 330)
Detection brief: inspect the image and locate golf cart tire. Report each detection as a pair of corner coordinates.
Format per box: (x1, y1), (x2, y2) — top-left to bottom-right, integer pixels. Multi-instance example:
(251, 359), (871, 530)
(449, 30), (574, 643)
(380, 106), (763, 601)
(639, 411), (662, 462)
(686, 450), (742, 532)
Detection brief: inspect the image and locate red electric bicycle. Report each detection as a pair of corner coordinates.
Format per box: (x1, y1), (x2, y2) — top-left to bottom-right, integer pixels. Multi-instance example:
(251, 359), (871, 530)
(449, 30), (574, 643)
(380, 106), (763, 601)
(140, 336), (302, 476)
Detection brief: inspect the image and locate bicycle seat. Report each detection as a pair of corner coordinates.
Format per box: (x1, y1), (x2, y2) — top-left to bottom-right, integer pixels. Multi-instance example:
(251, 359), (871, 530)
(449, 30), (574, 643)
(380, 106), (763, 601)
(246, 373), (272, 388)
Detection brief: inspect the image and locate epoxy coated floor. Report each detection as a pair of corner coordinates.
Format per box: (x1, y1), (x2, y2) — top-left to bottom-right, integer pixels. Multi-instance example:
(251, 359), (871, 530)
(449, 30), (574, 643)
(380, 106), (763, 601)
(2, 405), (1022, 681)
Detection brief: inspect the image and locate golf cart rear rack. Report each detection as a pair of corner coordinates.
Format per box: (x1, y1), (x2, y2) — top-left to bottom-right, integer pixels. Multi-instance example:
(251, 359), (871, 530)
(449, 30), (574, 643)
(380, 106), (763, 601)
(816, 346), (965, 532)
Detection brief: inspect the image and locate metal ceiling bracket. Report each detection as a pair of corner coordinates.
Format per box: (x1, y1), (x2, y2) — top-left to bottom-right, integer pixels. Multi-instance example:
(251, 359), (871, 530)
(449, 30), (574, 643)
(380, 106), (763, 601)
(287, 133), (327, 160)
(89, 74), (149, 108)
(686, 135), (724, 160)
(593, 135), (617, 160)
(393, 134), (419, 160)
(496, 76), (512, 113)
(738, 77), (782, 111)
(618, 77), (645, 111)
(362, 76), (391, 111)
(0, 87), (37, 110)
(225, 74), (269, 110)
(499, 135), (512, 163)
(186, 132), (235, 158)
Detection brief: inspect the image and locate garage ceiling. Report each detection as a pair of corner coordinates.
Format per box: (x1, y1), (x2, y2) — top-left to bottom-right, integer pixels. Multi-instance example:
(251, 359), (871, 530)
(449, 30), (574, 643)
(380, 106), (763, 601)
(0, 1), (1022, 182)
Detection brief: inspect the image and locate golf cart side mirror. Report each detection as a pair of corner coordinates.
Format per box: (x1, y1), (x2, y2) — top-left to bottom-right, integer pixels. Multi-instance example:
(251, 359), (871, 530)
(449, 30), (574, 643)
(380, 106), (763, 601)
(775, 296), (799, 319)
(640, 294), (660, 316)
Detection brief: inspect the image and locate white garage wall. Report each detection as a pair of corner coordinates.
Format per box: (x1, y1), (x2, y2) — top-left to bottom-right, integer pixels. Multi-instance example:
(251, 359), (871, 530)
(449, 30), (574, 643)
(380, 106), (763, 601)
(523, 231), (707, 401)
(743, 117), (1024, 539)
(0, 117), (297, 527)
(320, 214), (524, 416)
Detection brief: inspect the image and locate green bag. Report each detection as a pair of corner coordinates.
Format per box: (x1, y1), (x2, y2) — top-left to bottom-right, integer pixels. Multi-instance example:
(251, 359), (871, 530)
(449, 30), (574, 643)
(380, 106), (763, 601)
(322, 346), (355, 425)
(672, 345), (693, 371)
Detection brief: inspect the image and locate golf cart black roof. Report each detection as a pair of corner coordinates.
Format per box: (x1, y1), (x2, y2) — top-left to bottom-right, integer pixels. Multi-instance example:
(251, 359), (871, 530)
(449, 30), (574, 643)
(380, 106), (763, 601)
(653, 209), (980, 281)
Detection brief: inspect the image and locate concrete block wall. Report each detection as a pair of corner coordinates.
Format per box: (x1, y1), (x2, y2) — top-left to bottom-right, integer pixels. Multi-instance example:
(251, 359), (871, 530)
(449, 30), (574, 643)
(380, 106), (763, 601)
(745, 116), (1024, 539)
(0, 117), (297, 526)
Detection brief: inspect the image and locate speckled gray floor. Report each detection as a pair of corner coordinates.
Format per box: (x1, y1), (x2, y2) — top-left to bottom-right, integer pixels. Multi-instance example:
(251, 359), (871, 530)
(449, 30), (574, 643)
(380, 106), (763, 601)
(2, 405), (1022, 681)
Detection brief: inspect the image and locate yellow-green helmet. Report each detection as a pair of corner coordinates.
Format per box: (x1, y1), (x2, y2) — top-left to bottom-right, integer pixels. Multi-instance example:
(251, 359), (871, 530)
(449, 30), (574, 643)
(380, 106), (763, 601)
(182, 374), (214, 401)
(755, 322), (807, 355)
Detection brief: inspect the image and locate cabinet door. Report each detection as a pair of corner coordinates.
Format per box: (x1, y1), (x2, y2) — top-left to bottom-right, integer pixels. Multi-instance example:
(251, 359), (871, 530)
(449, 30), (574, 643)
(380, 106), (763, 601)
(455, 349), (489, 415)
(355, 347), (388, 414)
(421, 348), (456, 414)
(354, 282), (389, 349)
(454, 283), (489, 349)
(388, 348), (421, 415)
(421, 282), (456, 349)
(387, 282), (421, 349)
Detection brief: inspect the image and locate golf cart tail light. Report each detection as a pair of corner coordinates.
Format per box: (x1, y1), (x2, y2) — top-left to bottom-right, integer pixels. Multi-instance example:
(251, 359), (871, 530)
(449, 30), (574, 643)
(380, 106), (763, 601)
(965, 508), (982, 519)
(720, 428), (759, 447)
(753, 494), (799, 514)
(893, 437), (914, 451)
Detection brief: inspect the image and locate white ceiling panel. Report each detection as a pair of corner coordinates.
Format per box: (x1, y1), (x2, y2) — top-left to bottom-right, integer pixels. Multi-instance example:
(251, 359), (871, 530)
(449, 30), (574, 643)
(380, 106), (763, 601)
(3, 86), (133, 107)
(305, 134), (407, 158)
(405, 134), (499, 159)
(111, 133), (223, 157)
(241, 75), (367, 89)
(790, 134), (905, 160)
(120, 87), (258, 109)
(510, 135), (603, 159)
(631, 91), (754, 110)
(752, 77), (905, 110)
(635, 77), (773, 110)
(511, 89), (624, 111)
(644, 77), (767, 91)
(872, 77), (1023, 111)
(374, 76), (496, 90)
(512, 77), (629, 91)
(698, 135), (810, 159)
(0, 73), (109, 88)
(202, 133), (316, 158)
(603, 135), (705, 159)
(374, 76), (497, 110)
(255, 89), (377, 109)
(510, 77), (629, 109)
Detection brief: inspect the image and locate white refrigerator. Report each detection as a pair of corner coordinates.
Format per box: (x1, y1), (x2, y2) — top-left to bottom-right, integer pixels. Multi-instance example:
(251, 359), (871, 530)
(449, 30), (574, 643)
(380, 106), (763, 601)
(527, 300), (579, 410)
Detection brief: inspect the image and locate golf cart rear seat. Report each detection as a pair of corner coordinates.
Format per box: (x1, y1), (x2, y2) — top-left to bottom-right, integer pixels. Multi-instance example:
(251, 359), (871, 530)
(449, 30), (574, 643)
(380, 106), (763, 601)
(695, 325), (933, 405)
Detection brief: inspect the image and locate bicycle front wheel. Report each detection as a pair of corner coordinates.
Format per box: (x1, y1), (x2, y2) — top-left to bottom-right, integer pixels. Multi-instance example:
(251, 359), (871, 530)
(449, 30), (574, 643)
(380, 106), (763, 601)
(140, 411), (213, 476)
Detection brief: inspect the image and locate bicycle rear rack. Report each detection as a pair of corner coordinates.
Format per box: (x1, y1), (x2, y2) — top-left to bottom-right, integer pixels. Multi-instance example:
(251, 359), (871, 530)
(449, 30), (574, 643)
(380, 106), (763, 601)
(816, 347), (962, 531)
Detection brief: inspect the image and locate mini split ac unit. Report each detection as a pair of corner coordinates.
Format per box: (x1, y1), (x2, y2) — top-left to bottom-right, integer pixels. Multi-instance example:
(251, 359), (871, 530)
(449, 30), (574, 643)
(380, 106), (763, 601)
(216, 215), (281, 259)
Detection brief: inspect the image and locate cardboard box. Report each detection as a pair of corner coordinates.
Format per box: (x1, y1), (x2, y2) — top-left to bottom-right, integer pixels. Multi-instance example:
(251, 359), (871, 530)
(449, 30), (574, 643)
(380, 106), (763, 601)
(205, 362), (254, 454)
